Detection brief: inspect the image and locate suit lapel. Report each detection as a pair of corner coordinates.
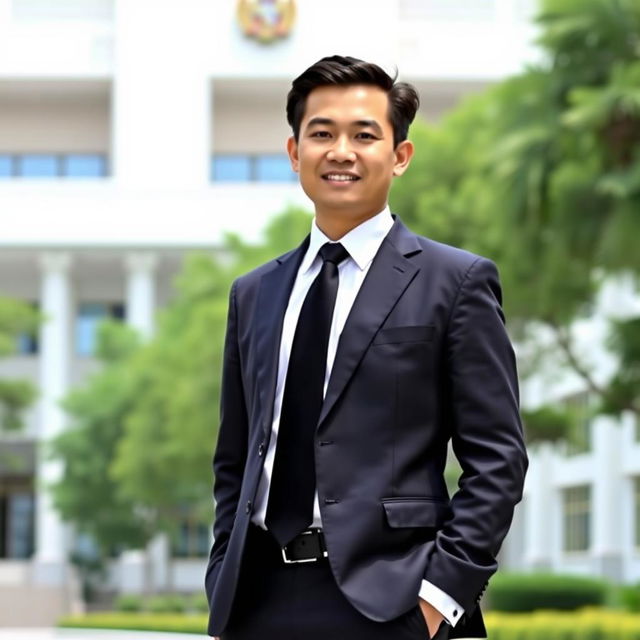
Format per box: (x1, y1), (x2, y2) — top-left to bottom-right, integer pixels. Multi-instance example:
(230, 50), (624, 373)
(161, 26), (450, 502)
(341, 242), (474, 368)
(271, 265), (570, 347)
(318, 219), (422, 427)
(255, 237), (309, 439)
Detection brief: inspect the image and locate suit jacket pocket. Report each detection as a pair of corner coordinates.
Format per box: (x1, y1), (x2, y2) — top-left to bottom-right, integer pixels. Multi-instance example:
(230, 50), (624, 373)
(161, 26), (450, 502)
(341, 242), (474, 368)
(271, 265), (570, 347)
(373, 325), (435, 345)
(381, 497), (449, 528)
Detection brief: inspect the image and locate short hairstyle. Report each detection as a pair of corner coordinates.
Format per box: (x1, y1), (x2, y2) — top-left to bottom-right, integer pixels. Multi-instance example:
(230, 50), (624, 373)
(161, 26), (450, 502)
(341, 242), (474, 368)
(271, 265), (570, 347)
(286, 55), (420, 149)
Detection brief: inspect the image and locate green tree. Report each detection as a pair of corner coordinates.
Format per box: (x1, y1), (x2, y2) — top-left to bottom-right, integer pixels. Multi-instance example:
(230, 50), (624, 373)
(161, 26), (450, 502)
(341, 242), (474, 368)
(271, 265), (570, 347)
(50, 206), (312, 559)
(0, 296), (39, 433)
(391, 0), (640, 439)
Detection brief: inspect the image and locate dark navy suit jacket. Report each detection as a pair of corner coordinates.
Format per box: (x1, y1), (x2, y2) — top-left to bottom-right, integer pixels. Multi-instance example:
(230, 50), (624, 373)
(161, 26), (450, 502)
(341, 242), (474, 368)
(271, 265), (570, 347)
(205, 217), (528, 638)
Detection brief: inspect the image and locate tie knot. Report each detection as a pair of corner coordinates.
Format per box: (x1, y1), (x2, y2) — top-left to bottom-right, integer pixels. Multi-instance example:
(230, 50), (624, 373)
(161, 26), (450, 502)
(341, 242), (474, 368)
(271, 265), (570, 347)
(318, 242), (349, 266)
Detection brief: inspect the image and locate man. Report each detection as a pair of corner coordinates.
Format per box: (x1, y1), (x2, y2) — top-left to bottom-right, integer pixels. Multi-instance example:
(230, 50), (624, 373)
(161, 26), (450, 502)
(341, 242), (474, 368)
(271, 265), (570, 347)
(205, 55), (528, 640)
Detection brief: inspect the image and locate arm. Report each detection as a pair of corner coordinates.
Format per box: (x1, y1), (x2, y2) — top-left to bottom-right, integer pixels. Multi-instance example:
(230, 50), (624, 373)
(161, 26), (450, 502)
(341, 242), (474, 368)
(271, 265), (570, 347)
(205, 279), (249, 603)
(423, 257), (528, 614)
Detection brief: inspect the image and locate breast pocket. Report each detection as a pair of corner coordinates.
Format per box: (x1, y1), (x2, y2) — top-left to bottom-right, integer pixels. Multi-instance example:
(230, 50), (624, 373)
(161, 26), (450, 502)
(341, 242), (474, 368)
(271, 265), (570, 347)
(372, 325), (435, 345)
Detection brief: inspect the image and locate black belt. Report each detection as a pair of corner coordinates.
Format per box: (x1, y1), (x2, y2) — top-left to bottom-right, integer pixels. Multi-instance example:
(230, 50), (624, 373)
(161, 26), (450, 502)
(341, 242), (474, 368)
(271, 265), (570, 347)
(247, 524), (328, 564)
(281, 527), (328, 563)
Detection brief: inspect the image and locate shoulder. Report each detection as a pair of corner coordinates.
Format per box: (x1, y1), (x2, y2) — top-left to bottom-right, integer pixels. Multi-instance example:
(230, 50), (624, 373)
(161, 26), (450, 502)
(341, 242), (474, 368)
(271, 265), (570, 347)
(231, 241), (307, 297)
(393, 219), (497, 283)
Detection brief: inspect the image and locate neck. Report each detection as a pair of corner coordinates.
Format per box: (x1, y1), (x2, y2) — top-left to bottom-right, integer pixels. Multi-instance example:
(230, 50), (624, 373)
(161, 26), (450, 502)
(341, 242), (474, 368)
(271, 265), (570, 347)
(315, 206), (384, 241)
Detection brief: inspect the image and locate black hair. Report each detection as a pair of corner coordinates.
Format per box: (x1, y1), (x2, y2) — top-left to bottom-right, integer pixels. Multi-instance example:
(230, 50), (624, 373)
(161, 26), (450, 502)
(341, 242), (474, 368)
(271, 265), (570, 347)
(286, 55), (420, 149)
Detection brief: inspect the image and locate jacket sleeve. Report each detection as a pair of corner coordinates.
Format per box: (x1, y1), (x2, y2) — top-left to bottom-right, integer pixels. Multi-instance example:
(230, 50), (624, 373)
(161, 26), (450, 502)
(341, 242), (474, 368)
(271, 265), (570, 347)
(423, 257), (528, 614)
(205, 279), (249, 604)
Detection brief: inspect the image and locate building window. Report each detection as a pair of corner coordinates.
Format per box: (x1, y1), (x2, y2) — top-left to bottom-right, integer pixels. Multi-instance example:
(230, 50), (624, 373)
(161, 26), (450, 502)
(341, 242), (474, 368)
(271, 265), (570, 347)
(255, 154), (296, 182)
(0, 479), (35, 559)
(212, 153), (296, 183)
(63, 154), (108, 178)
(75, 302), (125, 356)
(563, 485), (591, 552)
(0, 155), (14, 177)
(212, 155), (252, 181)
(14, 302), (39, 355)
(172, 517), (209, 558)
(20, 154), (59, 177)
(0, 153), (108, 178)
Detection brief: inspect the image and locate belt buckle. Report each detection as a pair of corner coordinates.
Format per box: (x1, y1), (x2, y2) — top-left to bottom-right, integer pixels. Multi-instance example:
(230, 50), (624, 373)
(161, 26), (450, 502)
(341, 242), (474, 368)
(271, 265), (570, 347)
(281, 529), (328, 564)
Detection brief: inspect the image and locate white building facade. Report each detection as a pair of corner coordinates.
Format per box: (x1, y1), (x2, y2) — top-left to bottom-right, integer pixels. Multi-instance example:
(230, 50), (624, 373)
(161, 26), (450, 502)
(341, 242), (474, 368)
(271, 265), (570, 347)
(2, 0), (637, 627)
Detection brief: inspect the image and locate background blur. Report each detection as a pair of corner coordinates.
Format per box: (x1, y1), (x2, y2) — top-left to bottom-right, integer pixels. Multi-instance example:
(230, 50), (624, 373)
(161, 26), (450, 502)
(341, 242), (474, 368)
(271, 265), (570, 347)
(1, 0), (639, 632)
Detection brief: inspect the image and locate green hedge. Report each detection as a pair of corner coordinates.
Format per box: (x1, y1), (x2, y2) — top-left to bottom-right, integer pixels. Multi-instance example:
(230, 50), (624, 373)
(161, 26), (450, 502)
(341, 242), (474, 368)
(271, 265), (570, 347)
(620, 583), (640, 612)
(489, 573), (609, 612)
(485, 609), (640, 640)
(60, 609), (640, 639)
(59, 612), (208, 634)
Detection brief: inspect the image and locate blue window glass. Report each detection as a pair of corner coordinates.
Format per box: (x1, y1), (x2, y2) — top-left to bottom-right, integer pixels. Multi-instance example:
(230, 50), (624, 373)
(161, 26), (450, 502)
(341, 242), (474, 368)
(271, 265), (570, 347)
(7, 493), (35, 559)
(76, 302), (125, 356)
(64, 154), (106, 178)
(0, 155), (13, 178)
(20, 154), (59, 177)
(16, 332), (38, 355)
(255, 154), (296, 182)
(212, 155), (252, 181)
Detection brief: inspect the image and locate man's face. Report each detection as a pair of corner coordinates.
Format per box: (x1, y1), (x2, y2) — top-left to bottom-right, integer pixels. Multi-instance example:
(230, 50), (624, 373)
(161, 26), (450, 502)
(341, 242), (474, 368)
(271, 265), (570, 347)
(287, 84), (413, 227)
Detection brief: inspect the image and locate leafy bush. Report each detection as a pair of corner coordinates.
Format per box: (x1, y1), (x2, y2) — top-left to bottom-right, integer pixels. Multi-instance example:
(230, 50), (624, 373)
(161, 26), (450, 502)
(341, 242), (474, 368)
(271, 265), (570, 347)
(188, 592), (209, 613)
(620, 584), (640, 612)
(485, 609), (640, 640)
(146, 595), (187, 613)
(59, 613), (207, 634)
(489, 573), (609, 612)
(114, 594), (143, 612)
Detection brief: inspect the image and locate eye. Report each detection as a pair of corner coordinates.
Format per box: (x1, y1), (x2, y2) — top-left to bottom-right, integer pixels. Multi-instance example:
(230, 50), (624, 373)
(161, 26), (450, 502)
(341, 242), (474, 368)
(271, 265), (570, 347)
(310, 131), (331, 138)
(356, 132), (377, 140)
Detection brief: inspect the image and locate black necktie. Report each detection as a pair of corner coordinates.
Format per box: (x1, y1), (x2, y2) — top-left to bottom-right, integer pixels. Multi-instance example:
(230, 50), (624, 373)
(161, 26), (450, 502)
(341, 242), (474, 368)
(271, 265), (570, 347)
(265, 242), (350, 547)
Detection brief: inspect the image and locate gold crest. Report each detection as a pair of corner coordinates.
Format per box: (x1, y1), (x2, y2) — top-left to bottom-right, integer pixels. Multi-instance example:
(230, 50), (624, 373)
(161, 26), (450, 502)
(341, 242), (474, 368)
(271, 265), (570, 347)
(237, 0), (296, 44)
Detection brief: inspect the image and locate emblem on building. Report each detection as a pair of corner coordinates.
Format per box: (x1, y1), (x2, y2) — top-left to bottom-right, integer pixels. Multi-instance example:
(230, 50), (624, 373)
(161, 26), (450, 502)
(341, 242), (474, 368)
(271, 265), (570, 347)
(237, 0), (296, 44)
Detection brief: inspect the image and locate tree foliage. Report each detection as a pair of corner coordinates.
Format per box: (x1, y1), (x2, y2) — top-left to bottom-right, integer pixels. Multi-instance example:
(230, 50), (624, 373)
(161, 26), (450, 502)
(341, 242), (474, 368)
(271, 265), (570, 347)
(0, 296), (40, 432)
(391, 0), (640, 437)
(50, 206), (312, 552)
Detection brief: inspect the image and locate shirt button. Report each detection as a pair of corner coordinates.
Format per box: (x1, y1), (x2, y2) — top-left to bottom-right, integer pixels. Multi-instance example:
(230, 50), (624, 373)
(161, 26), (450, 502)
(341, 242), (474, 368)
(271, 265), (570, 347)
(258, 443), (264, 456)
(452, 610), (458, 617)
(245, 500), (252, 514)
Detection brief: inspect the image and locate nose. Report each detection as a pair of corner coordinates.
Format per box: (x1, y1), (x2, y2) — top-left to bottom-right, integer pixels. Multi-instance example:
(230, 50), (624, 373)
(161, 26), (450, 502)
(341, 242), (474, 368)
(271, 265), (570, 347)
(327, 135), (355, 163)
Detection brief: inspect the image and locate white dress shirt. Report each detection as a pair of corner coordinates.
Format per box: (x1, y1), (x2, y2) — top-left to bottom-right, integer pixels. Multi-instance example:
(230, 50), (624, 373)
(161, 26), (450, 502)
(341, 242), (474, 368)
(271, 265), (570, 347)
(251, 207), (463, 627)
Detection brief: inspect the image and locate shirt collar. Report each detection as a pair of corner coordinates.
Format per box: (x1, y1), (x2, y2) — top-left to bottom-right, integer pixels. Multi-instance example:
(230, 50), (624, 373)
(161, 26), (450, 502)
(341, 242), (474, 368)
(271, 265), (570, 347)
(300, 207), (393, 274)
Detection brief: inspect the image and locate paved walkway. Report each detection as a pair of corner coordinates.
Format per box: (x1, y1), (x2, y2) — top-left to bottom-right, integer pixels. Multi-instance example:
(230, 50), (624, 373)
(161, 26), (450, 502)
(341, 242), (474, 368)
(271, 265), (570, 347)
(0, 630), (209, 640)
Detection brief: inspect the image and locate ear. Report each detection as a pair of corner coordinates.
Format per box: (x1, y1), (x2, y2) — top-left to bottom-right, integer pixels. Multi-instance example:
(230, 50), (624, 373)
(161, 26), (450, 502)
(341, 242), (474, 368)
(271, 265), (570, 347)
(392, 139), (414, 177)
(287, 136), (300, 173)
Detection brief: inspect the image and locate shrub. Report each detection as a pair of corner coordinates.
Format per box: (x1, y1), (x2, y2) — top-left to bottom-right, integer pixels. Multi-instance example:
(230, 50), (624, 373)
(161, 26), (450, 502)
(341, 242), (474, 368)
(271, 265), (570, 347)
(114, 594), (143, 612)
(59, 613), (207, 634)
(146, 595), (187, 613)
(485, 609), (640, 640)
(489, 573), (609, 612)
(188, 592), (209, 613)
(620, 583), (640, 612)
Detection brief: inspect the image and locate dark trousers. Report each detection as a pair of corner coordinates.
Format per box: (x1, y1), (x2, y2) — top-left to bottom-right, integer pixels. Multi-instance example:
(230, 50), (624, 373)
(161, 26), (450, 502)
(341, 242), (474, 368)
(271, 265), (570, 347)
(222, 524), (445, 640)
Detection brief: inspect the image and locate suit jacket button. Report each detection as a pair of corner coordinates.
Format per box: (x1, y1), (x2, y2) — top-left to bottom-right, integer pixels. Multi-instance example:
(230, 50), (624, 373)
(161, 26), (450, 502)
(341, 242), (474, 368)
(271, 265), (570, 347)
(245, 500), (252, 514)
(258, 443), (265, 456)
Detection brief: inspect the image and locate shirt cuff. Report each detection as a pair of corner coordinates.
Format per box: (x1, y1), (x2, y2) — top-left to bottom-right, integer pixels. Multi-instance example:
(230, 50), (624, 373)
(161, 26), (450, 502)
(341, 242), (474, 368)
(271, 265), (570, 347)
(418, 579), (464, 628)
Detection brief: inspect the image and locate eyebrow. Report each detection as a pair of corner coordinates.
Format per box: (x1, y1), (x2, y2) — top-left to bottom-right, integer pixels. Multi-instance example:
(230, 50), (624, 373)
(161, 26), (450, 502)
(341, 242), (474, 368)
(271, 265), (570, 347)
(306, 117), (384, 136)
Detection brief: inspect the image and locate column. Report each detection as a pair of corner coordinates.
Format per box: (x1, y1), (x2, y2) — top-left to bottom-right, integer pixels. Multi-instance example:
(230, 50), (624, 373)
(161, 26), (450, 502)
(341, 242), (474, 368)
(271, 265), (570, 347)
(35, 252), (73, 581)
(124, 252), (157, 338)
(592, 416), (624, 579)
(523, 442), (554, 569)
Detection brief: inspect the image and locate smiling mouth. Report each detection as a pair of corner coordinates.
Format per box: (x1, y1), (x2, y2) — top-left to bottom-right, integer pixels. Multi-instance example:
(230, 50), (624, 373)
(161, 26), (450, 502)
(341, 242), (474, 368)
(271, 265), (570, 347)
(322, 173), (361, 182)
